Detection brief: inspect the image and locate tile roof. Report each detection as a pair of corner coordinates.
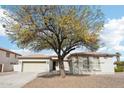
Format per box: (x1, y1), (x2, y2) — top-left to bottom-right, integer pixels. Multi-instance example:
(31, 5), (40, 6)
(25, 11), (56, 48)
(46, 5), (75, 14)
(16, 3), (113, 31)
(67, 52), (117, 58)
(18, 54), (50, 59)
(0, 47), (21, 56)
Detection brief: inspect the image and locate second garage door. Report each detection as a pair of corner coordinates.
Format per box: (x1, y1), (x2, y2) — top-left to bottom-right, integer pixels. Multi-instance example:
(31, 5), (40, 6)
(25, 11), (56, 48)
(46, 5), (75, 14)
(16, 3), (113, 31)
(22, 62), (49, 73)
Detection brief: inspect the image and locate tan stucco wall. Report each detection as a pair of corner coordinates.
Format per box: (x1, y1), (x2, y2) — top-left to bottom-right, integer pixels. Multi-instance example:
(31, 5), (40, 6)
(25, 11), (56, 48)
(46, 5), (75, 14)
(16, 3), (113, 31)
(49, 60), (53, 71)
(0, 50), (6, 57)
(0, 50), (19, 72)
(10, 53), (16, 58)
(99, 57), (114, 74)
(69, 56), (114, 74)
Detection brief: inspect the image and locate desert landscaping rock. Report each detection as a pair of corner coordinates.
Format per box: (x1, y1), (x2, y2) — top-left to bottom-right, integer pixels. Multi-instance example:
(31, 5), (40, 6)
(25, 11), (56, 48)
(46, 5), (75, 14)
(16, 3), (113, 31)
(24, 73), (124, 88)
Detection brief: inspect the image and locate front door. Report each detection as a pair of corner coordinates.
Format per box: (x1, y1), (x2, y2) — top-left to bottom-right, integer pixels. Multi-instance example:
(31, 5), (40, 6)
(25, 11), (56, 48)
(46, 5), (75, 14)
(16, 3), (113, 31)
(53, 61), (56, 70)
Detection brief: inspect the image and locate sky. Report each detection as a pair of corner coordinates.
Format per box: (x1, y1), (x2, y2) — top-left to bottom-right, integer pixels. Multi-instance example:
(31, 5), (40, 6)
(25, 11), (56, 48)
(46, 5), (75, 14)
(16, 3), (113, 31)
(0, 5), (124, 60)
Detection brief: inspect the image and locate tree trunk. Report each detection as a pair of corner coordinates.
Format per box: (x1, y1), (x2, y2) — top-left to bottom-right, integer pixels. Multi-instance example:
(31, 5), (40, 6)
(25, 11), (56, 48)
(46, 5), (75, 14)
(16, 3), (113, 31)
(58, 58), (66, 78)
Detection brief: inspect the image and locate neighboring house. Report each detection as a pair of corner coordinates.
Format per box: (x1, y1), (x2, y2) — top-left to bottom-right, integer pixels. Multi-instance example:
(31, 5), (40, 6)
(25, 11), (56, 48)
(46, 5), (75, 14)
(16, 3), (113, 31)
(0, 47), (21, 72)
(68, 52), (118, 74)
(17, 54), (69, 73)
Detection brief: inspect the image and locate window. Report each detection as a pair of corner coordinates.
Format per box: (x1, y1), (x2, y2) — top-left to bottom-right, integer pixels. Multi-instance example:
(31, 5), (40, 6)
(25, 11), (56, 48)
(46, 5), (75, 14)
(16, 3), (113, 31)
(90, 57), (100, 70)
(82, 58), (89, 70)
(6, 52), (10, 57)
(78, 57), (89, 70)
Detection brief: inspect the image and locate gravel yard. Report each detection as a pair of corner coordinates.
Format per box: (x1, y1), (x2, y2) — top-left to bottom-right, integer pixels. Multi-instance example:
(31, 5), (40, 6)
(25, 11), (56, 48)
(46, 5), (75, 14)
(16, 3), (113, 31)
(23, 72), (124, 88)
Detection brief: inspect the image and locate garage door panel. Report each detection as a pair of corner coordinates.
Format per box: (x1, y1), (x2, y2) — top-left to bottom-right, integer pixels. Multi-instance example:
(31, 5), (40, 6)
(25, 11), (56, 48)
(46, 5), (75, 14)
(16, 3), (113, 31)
(23, 62), (49, 73)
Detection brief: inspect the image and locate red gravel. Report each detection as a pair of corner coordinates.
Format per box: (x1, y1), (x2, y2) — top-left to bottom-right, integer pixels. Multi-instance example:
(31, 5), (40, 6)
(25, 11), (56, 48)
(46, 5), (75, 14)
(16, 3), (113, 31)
(23, 73), (124, 88)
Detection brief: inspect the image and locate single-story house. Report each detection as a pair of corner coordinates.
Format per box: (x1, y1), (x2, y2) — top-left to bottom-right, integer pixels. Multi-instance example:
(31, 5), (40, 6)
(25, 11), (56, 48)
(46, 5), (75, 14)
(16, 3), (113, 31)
(17, 54), (69, 73)
(68, 52), (118, 74)
(0, 47), (21, 72)
(16, 52), (119, 74)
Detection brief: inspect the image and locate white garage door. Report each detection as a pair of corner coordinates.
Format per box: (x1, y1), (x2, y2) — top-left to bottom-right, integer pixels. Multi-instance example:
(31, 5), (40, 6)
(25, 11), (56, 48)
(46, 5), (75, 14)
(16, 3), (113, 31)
(22, 62), (49, 73)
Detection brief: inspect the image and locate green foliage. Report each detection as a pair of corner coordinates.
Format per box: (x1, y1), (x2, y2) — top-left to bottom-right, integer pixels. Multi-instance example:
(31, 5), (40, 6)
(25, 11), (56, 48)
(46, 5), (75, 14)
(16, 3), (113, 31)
(115, 66), (124, 72)
(114, 62), (124, 72)
(115, 62), (124, 66)
(3, 5), (104, 56)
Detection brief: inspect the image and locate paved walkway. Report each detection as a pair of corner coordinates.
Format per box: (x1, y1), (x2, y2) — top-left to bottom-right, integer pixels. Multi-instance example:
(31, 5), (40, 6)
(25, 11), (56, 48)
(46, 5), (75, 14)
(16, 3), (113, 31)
(0, 72), (38, 88)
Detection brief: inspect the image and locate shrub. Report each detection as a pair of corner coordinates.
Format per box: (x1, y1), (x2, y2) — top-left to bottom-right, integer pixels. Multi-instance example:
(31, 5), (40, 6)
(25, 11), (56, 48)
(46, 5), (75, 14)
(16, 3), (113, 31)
(116, 62), (124, 66)
(115, 66), (124, 72)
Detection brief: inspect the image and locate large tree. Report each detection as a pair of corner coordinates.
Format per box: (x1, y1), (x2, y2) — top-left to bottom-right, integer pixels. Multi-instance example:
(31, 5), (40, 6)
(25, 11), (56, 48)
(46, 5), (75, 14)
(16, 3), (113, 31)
(2, 5), (104, 77)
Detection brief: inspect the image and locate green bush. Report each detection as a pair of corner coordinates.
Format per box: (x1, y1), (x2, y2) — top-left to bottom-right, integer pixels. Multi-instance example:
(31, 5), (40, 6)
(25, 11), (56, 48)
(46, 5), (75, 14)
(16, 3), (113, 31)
(114, 62), (124, 72)
(115, 66), (124, 72)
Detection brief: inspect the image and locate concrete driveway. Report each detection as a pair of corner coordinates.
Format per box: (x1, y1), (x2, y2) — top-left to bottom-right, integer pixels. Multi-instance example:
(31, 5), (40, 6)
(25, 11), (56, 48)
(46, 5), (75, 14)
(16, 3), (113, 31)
(0, 72), (38, 88)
